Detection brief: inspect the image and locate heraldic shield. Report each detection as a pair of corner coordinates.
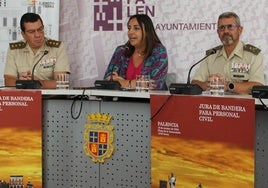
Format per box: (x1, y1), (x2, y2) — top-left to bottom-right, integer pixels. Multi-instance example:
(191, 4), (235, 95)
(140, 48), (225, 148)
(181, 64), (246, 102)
(84, 113), (114, 163)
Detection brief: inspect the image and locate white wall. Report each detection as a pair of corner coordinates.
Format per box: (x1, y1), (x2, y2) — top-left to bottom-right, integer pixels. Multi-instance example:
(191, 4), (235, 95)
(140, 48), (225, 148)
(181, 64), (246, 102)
(59, 0), (268, 88)
(2, 0), (268, 87)
(0, 0), (59, 86)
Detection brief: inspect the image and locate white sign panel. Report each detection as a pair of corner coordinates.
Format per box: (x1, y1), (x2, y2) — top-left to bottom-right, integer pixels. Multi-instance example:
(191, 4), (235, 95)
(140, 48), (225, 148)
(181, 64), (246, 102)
(59, 0), (268, 88)
(0, 0), (60, 86)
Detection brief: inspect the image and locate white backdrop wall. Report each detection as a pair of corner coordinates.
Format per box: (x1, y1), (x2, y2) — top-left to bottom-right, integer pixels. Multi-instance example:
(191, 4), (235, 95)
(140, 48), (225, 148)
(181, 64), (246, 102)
(59, 0), (268, 88)
(2, 0), (268, 88)
(0, 0), (60, 86)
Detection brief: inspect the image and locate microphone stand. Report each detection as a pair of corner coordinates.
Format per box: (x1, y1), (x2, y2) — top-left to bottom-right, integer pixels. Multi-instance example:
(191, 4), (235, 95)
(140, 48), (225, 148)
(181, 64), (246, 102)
(94, 64), (121, 90)
(16, 50), (48, 89)
(169, 49), (216, 95)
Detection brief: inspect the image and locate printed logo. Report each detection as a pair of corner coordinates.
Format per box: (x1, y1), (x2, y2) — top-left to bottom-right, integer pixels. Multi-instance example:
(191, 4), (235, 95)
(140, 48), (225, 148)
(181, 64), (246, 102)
(94, 0), (123, 31)
(84, 113), (114, 163)
(93, 0), (155, 31)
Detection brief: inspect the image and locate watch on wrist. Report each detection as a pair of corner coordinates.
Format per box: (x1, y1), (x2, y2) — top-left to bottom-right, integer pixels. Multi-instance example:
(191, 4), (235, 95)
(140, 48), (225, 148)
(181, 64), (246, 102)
(228, 82), (234, 91)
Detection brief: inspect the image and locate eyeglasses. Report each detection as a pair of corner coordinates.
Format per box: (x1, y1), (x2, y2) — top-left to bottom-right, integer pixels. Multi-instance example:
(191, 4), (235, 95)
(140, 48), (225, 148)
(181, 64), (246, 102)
(217, 24), (239, 31)
(25, 26), (44, 34)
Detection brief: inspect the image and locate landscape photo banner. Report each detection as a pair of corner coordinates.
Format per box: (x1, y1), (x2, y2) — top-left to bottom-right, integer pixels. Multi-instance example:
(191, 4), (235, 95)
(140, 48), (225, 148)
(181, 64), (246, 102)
(150, 94), (255, 188)
(0, 89), (42, 188)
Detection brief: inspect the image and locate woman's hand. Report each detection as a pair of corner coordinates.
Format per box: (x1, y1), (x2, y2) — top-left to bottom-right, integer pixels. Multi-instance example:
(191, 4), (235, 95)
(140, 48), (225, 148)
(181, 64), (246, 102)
(106, 72), (124, 81)
(106, 72), (130, 88)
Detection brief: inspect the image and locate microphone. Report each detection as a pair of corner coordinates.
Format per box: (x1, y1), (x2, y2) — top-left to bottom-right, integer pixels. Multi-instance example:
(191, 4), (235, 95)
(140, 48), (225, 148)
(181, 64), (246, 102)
(94, 64), (121, 90)
(94, 45), (132, 90)
(187, 49), (216, 84)
(15, 50), (49, 89)
(110, 64), (115, 81)
(169, 49), (217, 95)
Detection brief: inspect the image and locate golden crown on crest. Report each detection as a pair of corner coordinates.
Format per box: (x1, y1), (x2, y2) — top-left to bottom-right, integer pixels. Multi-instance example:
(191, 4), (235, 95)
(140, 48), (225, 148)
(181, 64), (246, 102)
(86, 113), (113, 125)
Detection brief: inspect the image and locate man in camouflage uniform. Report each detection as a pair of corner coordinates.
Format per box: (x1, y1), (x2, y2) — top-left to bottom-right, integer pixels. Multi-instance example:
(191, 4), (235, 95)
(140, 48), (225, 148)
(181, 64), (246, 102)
(192, 12), (264, 94)
(4, 12), (70, 89)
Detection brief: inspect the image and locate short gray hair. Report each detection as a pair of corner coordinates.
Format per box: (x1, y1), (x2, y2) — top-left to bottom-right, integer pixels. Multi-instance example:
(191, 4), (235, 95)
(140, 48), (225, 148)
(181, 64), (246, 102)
(218, 12), (241, 26)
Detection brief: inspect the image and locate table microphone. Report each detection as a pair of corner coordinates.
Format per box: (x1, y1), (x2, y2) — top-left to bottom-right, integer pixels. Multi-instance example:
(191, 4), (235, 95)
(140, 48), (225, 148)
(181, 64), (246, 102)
(94, 64), (121, 90)
(169, 49), (217, 95)
(16, 50), (49, 89)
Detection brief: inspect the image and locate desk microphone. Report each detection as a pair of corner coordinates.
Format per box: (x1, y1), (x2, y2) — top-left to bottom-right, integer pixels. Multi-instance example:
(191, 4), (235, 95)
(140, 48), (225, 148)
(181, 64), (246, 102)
(16, 50), (49, 89)
(110, 64), (115, 81)
(169, 49), (217, 95)
(94, 45), (131, 90)
(94, 64), (121, 90)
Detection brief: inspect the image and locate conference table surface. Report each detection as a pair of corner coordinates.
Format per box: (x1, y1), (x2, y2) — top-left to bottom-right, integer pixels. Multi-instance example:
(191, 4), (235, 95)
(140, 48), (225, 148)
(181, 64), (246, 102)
(42, 89), (268, 105)
(1, 87), (267, 105)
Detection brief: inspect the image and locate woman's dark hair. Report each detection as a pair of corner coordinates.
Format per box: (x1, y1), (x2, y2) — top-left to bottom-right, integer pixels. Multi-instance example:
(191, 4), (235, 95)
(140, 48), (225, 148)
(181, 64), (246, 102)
(125, 14), (162, 58)
(20, 13), (43, 32)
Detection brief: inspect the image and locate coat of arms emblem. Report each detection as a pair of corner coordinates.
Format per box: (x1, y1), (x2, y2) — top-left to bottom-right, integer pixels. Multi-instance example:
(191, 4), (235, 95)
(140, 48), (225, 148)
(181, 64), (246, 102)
(84, 113), (114, 163)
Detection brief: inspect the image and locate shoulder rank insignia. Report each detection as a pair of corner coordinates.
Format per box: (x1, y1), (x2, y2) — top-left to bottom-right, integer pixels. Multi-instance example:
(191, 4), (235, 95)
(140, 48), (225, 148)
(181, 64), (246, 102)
(244, 44), (261, 55)
(84, 113), (115, 163)
(9, 41), (26, 50)
(46, 39), (61, 48)
(206, 45), (223, 55)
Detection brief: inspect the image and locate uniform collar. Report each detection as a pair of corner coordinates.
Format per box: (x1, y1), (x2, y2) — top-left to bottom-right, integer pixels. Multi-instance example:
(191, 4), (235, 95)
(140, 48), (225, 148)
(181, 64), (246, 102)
(217, 41), (244, 59)
(22, 38), (49, 55)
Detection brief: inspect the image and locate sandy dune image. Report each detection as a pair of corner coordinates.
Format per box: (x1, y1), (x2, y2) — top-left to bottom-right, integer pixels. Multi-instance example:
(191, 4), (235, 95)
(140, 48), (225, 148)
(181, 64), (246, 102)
(151, 136), (254, 188)
(0, 128), (42, 188)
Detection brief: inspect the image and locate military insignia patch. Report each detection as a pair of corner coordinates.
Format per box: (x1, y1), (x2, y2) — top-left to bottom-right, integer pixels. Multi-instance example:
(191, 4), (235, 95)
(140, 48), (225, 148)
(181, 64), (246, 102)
(9, 41), (26, 50)
(46, 39), (61, 48)
(84, 113), (114, 163)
